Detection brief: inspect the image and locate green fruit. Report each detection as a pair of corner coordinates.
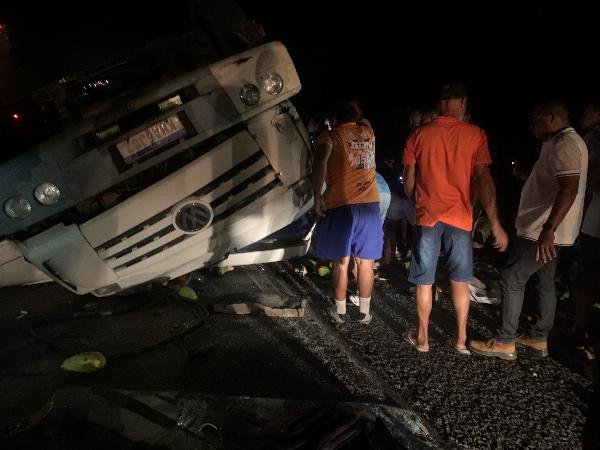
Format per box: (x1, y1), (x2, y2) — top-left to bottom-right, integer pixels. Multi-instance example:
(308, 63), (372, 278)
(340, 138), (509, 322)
(178, 285), (199, 301)
(317, 266), (331, 277)
(61, 352), (106, 373)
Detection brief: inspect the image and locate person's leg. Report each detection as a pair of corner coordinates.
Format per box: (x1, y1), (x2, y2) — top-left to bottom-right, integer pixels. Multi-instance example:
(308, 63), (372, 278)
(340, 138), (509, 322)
(409, 223), (443, 350)
(497, 238), (545, 343)
(382, 218), (399, 265)
(348, 255), (358, 287)
(355, 256), (375, 321)
(331, 256), (351, 303)
(415, 284), (433, 350)
(573, 289), (597, 337)
(383, 194), (402, 264)
(528, 253), (559, 341)
(450, 281), (470, 348)
(405, 220), (413, 257)
(329, 256), (351, 322)
(470, 238), (543, 360)
(398, 219), (408, 254)
(570, 234), (600, 339)
(355, 256), (375, 298)
(313, 205), (353, 323)
(442, 223), (473, 349)
(352, 203), (384, 324)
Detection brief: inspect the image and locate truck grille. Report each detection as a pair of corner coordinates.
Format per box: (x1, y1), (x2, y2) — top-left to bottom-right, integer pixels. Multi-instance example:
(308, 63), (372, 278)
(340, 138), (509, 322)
(94, 150), (281, 272)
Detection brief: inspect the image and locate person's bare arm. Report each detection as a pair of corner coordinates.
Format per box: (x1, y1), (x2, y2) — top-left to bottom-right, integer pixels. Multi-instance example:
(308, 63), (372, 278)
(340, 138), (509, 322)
(311, 141), (332, 217)
(536, 175), (580, 262)
(473, 164), (509, 251)
(403, 164), (416, 201)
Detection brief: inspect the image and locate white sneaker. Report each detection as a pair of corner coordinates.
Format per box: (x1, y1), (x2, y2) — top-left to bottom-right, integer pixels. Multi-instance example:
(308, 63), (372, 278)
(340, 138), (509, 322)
(327, 306), (346, 323)
(347, 292), (360, 307)
(357, 312), (372, 324)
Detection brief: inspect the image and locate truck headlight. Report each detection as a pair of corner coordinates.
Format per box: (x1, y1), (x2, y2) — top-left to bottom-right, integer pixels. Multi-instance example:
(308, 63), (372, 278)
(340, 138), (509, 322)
(34, 182), (61, 205)
(4, 197), (32, 218)
(240, 84), (260, 106)
(262, 72), (283, 96)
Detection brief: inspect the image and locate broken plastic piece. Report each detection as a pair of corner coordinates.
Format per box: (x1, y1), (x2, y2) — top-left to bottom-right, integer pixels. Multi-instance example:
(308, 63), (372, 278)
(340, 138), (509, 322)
(61, 352), (106, 373)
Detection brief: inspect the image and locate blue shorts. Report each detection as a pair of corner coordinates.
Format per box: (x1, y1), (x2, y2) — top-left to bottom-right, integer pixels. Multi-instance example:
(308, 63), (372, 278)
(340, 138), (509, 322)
(409, 221), (473, 285)
(315, 203), (383, 260)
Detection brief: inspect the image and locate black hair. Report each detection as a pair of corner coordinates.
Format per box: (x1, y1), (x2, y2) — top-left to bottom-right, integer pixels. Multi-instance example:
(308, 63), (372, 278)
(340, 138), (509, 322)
(533, 99), (569, 121)
(333, 102), (360, 123)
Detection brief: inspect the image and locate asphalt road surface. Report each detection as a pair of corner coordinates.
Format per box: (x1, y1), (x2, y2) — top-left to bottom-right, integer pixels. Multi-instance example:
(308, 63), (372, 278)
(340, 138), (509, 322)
(0, 260), (596, 449)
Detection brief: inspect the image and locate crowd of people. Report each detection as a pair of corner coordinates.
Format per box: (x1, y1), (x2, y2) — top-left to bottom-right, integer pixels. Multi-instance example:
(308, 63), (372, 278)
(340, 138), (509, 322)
(310, 83), (600, 362)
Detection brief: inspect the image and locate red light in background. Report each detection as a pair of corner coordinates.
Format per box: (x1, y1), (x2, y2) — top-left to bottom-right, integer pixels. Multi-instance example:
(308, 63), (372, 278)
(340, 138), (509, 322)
(11, 113), (21, 121)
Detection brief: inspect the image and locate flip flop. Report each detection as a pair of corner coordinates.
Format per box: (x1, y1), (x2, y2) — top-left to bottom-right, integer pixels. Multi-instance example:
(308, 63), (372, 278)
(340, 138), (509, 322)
(448, 339), (471, 355)
(403, 330), (428, 352)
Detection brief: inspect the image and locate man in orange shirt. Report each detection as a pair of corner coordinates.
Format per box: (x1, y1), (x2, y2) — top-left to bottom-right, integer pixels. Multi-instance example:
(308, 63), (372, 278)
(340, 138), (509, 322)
(402, 84), (508, 353)
(312, 102), (383, 324)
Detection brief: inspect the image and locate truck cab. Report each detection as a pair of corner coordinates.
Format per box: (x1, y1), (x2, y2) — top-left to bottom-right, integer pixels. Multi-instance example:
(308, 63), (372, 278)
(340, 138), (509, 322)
(0, 7), (313, 296)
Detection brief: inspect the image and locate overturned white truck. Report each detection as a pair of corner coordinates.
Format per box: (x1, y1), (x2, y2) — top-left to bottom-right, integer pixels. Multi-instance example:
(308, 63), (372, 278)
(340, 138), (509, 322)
(0, 41), (313, 295)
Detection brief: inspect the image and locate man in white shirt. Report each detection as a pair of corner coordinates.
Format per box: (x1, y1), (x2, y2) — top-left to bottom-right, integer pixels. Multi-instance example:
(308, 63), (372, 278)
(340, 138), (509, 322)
(470, 100), (588, 360)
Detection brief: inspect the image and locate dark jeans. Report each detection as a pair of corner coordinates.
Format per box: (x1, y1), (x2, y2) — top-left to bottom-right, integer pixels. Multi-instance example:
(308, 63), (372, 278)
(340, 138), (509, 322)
(497, 237), (561, 343)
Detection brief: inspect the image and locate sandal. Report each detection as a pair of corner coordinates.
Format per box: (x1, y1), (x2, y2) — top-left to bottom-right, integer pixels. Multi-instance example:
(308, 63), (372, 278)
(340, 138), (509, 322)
(448, 339), (471, 355)
(403, 329), (428, 352)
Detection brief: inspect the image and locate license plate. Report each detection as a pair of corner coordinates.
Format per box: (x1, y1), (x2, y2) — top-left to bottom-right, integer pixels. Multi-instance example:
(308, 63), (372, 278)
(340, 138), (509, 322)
(116, 115), (186, 163)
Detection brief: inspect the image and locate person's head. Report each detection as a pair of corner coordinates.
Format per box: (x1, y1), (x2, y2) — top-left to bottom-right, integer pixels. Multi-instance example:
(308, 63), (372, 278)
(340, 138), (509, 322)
(420, 107), (439, 125)
(408, 110), (422, 129)
(332, 102), (360, 124)
(437, 83), (468, 120)
(349, 99), (365, 120)
(531, 99), (570, 140)
(580, 102), (600, 130)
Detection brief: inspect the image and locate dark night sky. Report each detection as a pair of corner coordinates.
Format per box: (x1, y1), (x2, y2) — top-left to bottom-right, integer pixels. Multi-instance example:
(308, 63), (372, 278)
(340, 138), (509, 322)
(2, 1), (599, 177)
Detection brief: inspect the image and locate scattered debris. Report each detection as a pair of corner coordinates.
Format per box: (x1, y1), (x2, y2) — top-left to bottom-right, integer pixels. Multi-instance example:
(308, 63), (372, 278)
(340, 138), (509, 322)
(468, 285), (499, 305)
(294, 264), (309, 277)
(61, 352), (106, 373)
(4, 394), (55, 436)
(208, 292), (307, 318)
(212, 302), (305, 317)
(468, 276), (500, 305)
(31, 389), (441, 449)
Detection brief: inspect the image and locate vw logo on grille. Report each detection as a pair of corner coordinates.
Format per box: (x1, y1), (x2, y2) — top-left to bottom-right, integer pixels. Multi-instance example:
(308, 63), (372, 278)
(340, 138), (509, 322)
(173, 200), (213, 234)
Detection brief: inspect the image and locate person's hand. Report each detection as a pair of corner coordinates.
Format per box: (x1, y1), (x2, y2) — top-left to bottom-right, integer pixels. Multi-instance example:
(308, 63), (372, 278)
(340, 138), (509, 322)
(491, 223), (509, 252)
(314, 197), (327, 218)
(536, 229), (556, 263)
